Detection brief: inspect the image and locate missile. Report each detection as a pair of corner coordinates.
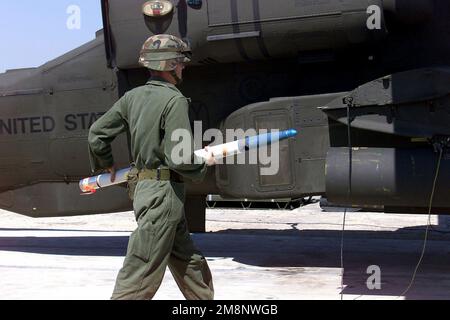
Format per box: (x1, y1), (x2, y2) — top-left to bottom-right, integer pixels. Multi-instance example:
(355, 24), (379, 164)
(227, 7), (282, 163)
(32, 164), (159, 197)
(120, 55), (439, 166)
(194, 129), (298, 160)
(79, 168), (131, 194)
(80, 129), (298, 194)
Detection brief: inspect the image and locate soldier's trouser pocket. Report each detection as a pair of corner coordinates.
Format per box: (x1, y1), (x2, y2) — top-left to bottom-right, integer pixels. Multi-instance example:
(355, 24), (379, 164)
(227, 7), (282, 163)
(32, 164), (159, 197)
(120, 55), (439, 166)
(128, 227), (155, 262)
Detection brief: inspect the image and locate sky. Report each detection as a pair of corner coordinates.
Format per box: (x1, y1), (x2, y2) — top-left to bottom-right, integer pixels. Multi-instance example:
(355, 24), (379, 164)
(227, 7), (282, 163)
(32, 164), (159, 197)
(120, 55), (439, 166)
(0, 0), (103, 73)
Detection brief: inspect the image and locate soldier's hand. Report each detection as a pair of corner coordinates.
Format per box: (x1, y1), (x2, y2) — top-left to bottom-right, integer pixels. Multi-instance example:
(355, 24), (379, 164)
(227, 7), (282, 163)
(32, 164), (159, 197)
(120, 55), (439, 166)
(204, 146), (216, 167)
(107, 166), (117, 182)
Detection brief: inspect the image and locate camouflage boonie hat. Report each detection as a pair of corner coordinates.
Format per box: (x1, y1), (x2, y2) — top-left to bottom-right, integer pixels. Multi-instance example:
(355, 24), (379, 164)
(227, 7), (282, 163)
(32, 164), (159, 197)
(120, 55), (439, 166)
(139, 34), (191, 71)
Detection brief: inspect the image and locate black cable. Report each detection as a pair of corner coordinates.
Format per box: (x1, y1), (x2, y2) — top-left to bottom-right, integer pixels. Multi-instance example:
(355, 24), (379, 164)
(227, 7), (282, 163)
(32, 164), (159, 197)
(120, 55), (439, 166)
(340, 211), (347, 301)
(340, 100), (353, 300)
(398, 147), (444, 298)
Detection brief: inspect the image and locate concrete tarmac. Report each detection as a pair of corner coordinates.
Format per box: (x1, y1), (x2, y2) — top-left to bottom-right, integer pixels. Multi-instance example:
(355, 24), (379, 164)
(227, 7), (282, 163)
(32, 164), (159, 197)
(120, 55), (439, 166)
(1, 201), (450, 300)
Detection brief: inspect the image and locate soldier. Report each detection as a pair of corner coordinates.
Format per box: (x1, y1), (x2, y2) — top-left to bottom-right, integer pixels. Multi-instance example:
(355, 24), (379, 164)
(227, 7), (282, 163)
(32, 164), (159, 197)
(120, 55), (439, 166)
(88, 34), (215, 300)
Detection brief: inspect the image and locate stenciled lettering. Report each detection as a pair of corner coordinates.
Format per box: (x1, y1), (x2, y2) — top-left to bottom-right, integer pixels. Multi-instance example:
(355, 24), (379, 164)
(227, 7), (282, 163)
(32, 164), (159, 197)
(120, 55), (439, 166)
(0, 116), (56, 135)
(64, 114), (78, 131)
(0, 112), (106, 135)
(0, 119), (12, 134)
(64, 112), (105, 131)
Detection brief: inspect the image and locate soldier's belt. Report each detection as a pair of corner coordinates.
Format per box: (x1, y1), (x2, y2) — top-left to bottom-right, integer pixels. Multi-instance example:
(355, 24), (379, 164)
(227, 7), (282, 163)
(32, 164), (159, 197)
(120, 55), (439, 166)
(138, 168), (183, 182)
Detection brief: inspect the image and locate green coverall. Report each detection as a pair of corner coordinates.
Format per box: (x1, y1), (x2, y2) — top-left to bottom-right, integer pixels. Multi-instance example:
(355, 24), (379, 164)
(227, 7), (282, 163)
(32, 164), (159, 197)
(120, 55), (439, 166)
(88, 78), (214, 300)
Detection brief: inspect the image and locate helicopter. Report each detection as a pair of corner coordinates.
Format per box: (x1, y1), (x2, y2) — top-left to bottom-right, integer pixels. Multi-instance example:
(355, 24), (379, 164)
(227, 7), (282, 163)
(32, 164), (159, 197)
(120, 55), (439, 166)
(0, 0), (449, 232)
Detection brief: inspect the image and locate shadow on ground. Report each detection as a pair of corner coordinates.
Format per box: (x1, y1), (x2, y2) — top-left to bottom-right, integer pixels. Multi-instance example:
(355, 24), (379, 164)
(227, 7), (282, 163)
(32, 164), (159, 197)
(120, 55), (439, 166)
(1, 225), (450, 299)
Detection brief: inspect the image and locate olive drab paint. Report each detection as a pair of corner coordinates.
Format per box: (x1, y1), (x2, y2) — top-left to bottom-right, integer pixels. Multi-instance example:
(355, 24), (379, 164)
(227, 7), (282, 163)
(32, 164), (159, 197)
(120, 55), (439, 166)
(0, 0), (449, 225)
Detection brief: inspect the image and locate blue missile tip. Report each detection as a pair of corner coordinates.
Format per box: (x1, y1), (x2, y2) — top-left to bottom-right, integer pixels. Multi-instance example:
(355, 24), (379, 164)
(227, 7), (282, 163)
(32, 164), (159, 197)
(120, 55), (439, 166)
(286, 129), (298, 137)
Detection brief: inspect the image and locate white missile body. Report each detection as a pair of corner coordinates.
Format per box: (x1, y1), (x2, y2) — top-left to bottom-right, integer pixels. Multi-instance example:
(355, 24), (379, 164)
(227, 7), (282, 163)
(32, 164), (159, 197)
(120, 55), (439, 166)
(194, 129), (298, 160)
(79, 168), (131, 194)
(80, 129), (298, 194)
(194, 140), (241, 160)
